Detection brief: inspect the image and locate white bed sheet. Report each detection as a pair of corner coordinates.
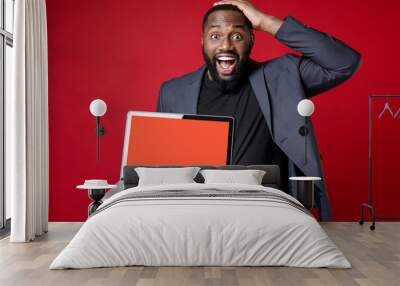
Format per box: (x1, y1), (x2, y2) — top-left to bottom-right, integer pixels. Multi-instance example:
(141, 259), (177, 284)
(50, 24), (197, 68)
(50, 183), (350, 269)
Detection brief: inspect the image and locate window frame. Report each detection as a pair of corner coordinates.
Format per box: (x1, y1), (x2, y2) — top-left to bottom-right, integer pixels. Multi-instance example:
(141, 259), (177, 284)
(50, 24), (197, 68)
(0, 0), (14, 232)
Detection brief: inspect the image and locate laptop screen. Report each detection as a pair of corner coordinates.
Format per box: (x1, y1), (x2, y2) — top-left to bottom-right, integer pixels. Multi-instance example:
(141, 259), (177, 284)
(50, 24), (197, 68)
(121, 111), (234, 175)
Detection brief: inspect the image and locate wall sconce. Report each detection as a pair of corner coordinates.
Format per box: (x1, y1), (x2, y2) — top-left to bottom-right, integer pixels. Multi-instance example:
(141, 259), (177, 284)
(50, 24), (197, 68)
(291, 99), (321, 211)
(89, 99), (107, 161)
(297, 99), (315, 165)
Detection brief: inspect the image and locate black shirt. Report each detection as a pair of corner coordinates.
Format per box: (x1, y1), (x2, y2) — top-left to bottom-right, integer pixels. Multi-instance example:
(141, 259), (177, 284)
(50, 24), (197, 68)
(197, 73), (288, 192)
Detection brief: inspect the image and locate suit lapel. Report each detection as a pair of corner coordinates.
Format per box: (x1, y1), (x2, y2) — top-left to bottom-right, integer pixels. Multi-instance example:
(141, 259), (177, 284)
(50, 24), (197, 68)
(248, 65), (274, 139)
(185, 65), (207, 114)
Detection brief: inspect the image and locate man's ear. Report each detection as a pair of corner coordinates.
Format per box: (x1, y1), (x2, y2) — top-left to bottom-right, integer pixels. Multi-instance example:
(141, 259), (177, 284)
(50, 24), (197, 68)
(250, 32), (255, 48)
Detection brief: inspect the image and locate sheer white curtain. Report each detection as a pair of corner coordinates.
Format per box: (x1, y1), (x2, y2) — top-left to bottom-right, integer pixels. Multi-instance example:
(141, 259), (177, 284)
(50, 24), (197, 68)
(8, 0), (49, 242)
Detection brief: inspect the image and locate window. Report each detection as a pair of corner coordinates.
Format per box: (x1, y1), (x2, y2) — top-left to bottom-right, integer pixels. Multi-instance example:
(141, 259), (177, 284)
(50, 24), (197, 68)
(0, 0), (14, 233)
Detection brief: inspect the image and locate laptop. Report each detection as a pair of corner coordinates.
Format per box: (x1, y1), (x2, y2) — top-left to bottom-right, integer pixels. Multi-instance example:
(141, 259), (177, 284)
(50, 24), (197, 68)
(120, 111), (234, 178)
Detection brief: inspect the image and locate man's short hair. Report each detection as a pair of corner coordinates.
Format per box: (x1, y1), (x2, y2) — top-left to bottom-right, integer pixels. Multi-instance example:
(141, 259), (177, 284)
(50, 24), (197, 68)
(202, 4), (253, 32)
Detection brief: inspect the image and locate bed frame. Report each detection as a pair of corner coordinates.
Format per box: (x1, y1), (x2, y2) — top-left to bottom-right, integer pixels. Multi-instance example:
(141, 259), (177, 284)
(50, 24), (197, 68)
(123, 165), (281, 190)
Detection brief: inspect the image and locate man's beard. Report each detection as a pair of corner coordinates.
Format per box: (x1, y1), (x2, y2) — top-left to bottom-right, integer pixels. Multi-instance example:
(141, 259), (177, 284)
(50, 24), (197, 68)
(202, 47), (252, 92)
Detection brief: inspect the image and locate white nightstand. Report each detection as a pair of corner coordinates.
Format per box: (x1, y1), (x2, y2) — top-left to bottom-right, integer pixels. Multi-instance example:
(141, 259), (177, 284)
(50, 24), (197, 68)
(289, 176), (321, 210)
(77, 181), (117, 216)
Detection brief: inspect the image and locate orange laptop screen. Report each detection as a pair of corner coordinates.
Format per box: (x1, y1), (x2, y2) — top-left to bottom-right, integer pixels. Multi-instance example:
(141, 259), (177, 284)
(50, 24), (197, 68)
(121, 112), (233, 172)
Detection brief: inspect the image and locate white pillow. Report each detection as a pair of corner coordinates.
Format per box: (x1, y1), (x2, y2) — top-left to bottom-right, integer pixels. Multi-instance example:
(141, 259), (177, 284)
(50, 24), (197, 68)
(135, 167), (201, 186)
(200, 169), (266, 185)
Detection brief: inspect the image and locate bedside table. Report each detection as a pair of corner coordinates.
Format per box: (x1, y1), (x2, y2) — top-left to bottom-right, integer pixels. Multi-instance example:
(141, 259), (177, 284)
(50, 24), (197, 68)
(77, 180), (117, 216)
(289, 176), (321, 210)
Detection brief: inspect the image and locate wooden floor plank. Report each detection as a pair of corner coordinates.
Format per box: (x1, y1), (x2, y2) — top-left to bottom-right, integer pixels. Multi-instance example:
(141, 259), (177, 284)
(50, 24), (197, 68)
(0, 222), (399, 286)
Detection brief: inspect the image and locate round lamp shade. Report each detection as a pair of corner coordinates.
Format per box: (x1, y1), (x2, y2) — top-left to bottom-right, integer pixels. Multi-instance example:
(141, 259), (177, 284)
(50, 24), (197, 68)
(297, 99), (315, 117)
(90, 99), (107, 117)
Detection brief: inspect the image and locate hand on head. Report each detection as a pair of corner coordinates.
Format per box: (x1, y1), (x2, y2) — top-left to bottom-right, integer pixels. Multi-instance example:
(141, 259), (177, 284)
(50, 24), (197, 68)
(213, 0), (266, 30)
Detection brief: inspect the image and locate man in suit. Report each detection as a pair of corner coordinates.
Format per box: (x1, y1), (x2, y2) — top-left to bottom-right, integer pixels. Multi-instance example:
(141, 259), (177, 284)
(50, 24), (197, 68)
(157, 0), (361, 221)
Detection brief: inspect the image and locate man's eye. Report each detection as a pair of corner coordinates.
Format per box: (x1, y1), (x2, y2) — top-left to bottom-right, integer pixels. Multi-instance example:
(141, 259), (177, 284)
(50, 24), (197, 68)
(231, 34), (242, 40)
(210, 34), (219, 40)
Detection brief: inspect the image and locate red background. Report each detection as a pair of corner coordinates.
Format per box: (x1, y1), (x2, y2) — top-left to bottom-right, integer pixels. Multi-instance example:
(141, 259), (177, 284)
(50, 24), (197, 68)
(46, 0), (400, 221)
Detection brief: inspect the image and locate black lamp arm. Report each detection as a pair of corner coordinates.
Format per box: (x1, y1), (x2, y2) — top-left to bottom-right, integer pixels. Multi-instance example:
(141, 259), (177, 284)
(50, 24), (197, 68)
(95, 116), (106, 161)
(298, 116), (309, 165)
(96, 116), (105, 136)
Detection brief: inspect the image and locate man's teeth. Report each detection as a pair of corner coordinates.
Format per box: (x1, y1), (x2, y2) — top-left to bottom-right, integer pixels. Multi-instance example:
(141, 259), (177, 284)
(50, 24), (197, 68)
(216, 56), (237, 71)
(217, 56), (236, 61)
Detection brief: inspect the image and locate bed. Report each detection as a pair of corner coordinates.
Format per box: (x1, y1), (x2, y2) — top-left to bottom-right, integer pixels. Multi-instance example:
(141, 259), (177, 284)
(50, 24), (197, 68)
(50, 165), (350, 269)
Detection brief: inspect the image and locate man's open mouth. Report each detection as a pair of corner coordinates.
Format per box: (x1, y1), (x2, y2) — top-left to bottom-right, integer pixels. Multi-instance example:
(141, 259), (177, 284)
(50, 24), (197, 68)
(215, 54), (238, 77)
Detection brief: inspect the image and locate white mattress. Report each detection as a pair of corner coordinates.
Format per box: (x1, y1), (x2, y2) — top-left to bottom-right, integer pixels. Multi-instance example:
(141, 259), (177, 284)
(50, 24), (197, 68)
(50, 183), (350, 269)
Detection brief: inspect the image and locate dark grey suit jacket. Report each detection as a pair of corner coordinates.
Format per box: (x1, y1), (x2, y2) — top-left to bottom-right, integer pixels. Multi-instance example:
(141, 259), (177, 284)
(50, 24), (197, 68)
(157, 16), (361, 221)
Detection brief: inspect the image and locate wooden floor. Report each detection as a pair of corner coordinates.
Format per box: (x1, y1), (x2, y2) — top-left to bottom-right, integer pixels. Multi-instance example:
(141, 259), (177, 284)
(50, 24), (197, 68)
(0, 222), (399, 286)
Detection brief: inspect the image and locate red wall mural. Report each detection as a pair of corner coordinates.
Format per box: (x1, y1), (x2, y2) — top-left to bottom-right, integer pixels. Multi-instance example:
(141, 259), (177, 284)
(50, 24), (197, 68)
(46, 0), (400, 221)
